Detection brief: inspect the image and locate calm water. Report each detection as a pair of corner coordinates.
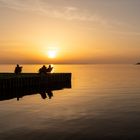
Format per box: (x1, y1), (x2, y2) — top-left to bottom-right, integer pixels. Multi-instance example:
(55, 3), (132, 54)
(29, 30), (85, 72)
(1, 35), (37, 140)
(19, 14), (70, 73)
(0, 64), (140, 140)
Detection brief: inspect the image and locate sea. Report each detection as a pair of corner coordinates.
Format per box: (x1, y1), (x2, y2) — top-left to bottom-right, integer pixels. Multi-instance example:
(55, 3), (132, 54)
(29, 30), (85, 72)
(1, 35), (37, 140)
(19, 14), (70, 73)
(0, 64), (140, 140)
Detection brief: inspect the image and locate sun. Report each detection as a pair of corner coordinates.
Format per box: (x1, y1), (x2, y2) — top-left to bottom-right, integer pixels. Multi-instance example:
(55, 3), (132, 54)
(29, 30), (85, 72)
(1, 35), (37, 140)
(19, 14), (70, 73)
(45, 43), (59, 59)
(47, 50), (57, 59)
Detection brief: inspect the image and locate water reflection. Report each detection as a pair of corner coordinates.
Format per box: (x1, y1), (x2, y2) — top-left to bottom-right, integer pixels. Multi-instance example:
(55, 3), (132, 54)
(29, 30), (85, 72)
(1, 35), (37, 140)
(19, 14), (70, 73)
(0, 81), (71, 101)
(39, 89), (53, 99)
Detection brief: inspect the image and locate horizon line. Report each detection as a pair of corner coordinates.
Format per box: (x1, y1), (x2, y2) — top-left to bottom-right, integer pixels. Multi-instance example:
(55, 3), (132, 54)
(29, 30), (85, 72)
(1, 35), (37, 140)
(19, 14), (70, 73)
(0, 63), (136, 65)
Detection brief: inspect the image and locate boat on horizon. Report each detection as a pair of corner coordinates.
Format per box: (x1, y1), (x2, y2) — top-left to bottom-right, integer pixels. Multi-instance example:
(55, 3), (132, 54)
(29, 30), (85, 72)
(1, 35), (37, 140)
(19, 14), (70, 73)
(136, 62), (140, 65)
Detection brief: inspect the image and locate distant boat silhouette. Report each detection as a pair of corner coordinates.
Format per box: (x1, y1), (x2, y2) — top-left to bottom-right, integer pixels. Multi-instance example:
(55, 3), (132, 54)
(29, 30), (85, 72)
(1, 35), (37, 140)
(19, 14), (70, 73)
(136, 62), (140, 65)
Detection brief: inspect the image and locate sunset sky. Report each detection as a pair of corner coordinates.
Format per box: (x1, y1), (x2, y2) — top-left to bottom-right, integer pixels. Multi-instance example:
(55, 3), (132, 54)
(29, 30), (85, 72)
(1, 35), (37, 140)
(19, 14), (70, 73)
(0, 0), (140, 64)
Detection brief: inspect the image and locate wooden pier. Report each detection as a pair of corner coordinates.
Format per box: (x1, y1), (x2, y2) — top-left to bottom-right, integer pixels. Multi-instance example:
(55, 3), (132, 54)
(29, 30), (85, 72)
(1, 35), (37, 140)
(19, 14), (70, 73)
(0, 73), (72, 89)
(0, 74), (71, 101)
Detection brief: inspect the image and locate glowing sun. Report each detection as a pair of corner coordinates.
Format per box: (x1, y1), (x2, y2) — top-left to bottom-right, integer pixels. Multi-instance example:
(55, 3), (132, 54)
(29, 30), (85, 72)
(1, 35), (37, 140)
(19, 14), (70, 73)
(47, 50), (57, 58)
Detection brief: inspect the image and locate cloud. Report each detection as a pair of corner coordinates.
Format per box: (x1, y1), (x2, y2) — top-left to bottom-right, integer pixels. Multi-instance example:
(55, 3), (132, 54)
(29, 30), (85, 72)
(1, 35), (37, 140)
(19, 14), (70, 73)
(110, 30), (140, 36)
(0, 0), (40, 11)
(0, 0), (132, 32)
(0, 0), (115, 27)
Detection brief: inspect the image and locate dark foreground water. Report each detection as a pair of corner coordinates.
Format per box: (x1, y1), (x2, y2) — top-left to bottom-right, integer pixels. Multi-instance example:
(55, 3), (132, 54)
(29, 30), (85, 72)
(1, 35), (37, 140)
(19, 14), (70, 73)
(0, 64), (140, 140)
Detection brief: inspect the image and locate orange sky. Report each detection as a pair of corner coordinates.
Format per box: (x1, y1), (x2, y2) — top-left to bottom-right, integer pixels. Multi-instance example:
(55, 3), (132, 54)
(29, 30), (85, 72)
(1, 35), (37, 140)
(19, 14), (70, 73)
(0, 0), (140, 64)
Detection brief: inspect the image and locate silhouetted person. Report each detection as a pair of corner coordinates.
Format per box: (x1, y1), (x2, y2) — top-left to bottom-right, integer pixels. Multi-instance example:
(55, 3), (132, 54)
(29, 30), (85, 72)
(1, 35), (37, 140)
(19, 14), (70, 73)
(39, 65), (53, 74)
(47, 64), (53, 72)
(39, 65), (47, 74)
(14, 64), (22, 74)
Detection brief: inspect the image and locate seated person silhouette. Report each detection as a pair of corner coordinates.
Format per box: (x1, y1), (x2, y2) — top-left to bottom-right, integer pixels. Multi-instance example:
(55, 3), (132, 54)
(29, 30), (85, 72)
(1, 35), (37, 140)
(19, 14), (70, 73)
(39, 65), (53, 74)
(14, 64), (22, 74)
(39, 65), (48, 74)
(47, 65), (53, 72)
